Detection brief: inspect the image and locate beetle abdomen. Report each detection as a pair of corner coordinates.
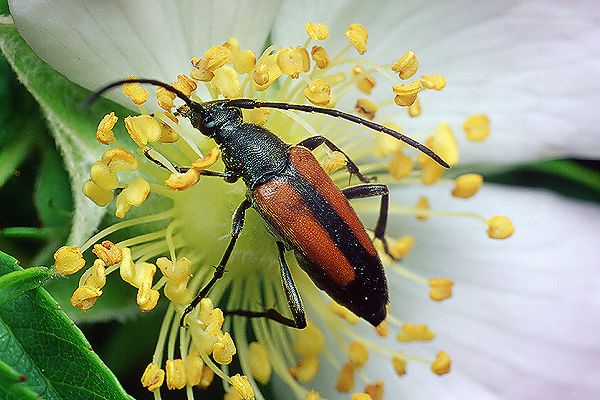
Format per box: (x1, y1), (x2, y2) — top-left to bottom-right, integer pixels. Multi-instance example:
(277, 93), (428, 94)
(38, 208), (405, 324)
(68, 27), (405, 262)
(252, 146), (388, 326)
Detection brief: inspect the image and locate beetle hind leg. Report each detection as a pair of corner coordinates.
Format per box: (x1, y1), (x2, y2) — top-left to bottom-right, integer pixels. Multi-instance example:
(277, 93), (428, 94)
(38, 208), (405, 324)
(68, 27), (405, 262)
(223, 241), (307, 329)
(342, 184), (400, 260)
(297, 135), (375, 183)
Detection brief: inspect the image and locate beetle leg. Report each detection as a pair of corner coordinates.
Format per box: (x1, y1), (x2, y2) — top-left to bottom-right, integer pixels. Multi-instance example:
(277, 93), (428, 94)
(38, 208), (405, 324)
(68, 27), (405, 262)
(296, 136), (375, 183)
(342, 184), (398, 260)
(143, 148), (239, 182)
(180, 199), (250, 326)
(222, 241), (307, 329)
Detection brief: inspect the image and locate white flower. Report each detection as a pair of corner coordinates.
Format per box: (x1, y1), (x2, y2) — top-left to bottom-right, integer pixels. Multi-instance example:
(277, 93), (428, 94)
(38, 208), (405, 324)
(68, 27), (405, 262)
(8, 1), (600, 399)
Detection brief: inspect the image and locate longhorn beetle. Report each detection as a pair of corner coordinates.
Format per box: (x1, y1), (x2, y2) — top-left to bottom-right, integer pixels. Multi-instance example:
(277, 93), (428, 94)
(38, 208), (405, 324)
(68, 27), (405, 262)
(87, 78), (449, 329)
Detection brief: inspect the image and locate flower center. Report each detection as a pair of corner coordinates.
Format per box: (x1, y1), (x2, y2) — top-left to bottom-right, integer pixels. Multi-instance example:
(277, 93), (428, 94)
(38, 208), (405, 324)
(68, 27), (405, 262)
(52, 21), (515, 400)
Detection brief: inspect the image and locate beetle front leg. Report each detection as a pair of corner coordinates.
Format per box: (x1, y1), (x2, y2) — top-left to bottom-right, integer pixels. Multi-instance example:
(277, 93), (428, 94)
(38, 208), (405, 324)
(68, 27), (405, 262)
(180, 199), (250, 326)
(342, 184), (398, 260)
(143, 148), (239, 183)
(223, 241), (307, 329)
(296, 136), (375, 183)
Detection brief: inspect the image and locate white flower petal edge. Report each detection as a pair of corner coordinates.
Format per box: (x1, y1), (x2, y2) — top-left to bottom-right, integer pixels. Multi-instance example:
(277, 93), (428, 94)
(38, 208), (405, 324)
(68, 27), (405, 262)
(272, 184), (600, 399)
(8, 0), (281, 107)
(273, 0), (600, 165)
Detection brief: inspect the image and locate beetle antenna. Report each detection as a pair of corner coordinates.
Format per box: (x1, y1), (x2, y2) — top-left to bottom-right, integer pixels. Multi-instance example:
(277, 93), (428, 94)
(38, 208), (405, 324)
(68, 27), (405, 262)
(82, 78), (196, 109)
(226, 99), (450, 168)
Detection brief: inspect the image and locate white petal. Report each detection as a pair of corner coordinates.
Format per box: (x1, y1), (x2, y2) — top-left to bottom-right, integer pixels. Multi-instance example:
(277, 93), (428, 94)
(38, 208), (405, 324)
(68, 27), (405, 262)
(273, 0), (600, 164)
(9, 0), (280, 106)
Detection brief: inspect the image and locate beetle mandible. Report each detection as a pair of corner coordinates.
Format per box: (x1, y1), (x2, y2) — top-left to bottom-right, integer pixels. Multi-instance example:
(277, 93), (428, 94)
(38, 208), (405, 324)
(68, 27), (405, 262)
(87, 78), (449, 329)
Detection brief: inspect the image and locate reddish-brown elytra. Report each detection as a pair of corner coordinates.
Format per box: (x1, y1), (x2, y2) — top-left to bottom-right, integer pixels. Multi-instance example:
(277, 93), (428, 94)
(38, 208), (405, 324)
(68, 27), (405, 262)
(86, 79), (449, 328)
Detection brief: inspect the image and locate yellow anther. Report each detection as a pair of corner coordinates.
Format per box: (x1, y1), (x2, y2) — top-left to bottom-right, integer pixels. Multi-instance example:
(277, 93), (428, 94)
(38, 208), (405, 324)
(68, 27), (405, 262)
(225, 390), (244, 400)
(452, 174), (483, 198)
(364, 380), (384, 400)
(198, 297), (215, 324)
(392, 81), (422, 106)
(204, 45), (232, 71)
(164, 279), (192, 305)
(388, 235), (415, 259)
(323, 151), (347, 174)
(431, 351), (451, 375)
(185, 351), (204, 386)
(81, 259), (106, 289)
(375, 320), (389, 337)
(351, 393), (372, 400)
(231, 374), (254, 400)
(397, 323), (435, 342)
(159, 121), (179, 143)
(156, 256), (192, 282)
(121, 258), (155, 290)
(118, 247), (135, 284)
(306, 390), (321, 400)
(115, 177), (151, 218)
(190, 58), (215, 82)
(289, 354), (319, 382)
(192, 147), (221, 170)
(392, 51), (418, 80)
(82, 179), (114, 207)
(408, 97), (421, 117)
(346, 23), (368, 54)
(223, 37), (241, 53)
(53, 246), (85, 275)
(429, 122), (459, 166)
(305, 22), (329, 40)
(101, 149), (138, 172)
(352, 66), (377, 94)
(136, 278), (157, 306)
(292, 323), (325, 356)
(172, 74), (197, 97)
(156, 86), (176, 110)
(391, 355), (407, 376)
(252, 53), (282, 91)
(233, 50), (257, 74)
(70, 285), (102, 311)
(420, 74), (447, 91)
(92, 240), (122, 266)
(245, 108), (271, 126)
(329, 301), (360, 324)
(348, 342), (369, 368)
(311, 46), (329, 69)
(213, 65), (242, 98)
(428, 278), (454, 301)
(96, 112), (118, 144)
(277, 47), (310, 78)
(418, 155), (446, 185)
(336, 362), (355, 393)
(198, 365), (214, 389)
(165, 169), (200, 191)
(487, 216), (514, 239)
(139, 288), (159, 312)
(355, 99), (377, 120)
(249, 342), (272, 384)
(122, 76), (149, 105)
(90, 161), (119, 191)
(206, 308), (225, 337)
(415, 196), (430, 221)
(304, 79), (332, 106)
(124, 115), (162, 147)
(213, 332), (237, 364)
(464, 114), (491, 141)
(389, 152), (414, 180)
(141, 363), (165, 392)
(374, 123), (403, 156)
(165, 359), (187, 390)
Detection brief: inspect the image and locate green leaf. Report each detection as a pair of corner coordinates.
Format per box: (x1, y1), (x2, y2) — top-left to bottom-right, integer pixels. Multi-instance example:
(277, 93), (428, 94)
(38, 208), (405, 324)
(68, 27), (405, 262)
(0, 20), (133, 246)
(34, 146), (74, 228)
(0, 126), (33, 187)
(0, 359), (38, 400)
(0, 266), (53, 307)
(0, 251), (133, 399)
